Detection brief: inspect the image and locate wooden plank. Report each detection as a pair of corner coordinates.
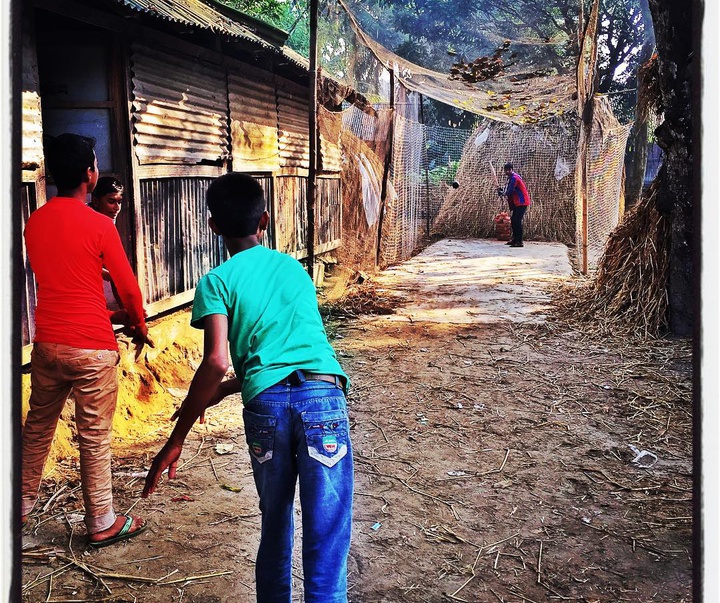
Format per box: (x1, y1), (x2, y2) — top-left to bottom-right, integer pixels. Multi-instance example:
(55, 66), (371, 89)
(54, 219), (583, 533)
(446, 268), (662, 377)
(288, 239), (342, 261)
(137, 164), (224, 179)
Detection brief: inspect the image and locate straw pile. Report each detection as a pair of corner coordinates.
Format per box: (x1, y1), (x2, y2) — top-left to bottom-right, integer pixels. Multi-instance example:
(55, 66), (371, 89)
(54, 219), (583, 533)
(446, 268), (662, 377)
(554, 180), (671, 337)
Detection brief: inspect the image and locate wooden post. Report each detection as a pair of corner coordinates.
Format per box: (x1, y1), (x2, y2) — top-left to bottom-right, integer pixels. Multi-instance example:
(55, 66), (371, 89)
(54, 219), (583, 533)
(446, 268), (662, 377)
(375, 68), (395, 267)
(306, 0), (318, 279)
(582, 161), (589, 275)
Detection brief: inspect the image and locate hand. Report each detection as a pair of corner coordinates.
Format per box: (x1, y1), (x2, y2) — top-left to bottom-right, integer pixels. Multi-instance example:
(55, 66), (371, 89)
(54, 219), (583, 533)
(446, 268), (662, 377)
(142, 440), (183, 497)
(130, 324), (155, 360)
(109, 309), (130, 326)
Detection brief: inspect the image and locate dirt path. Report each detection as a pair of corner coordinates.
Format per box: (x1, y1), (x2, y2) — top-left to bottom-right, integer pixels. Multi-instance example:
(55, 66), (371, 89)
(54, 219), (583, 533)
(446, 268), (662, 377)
(21, 239), (693, 603)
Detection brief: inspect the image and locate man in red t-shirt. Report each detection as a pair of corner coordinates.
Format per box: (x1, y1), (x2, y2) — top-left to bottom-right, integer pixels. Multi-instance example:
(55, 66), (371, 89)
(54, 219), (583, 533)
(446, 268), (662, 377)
(497, 162), (531, 247)
(22, 133), (152, 547)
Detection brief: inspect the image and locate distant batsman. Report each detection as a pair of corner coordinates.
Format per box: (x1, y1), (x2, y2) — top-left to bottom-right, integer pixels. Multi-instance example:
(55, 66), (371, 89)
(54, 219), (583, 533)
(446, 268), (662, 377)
(497, 162), (531, 247)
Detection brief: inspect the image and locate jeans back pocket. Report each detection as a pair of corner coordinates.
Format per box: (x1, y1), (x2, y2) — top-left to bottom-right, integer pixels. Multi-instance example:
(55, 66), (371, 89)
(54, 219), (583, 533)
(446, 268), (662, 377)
(301, 409), (350, 468)
(243, 408), (277, 464)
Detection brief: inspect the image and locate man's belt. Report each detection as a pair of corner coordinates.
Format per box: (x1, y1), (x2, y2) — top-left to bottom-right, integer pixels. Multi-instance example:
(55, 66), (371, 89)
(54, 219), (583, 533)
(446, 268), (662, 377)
(278, 370), (342, 387)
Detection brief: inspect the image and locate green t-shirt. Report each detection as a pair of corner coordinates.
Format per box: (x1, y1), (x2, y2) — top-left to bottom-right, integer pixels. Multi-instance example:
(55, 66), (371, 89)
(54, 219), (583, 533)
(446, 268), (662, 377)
(191, 245), (347, 402)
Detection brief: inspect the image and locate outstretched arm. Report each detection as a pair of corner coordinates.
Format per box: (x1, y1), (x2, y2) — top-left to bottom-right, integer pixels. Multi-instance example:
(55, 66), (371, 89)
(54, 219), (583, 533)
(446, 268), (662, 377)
(142, 314), (230, 497)
(171, 376), (242, 424)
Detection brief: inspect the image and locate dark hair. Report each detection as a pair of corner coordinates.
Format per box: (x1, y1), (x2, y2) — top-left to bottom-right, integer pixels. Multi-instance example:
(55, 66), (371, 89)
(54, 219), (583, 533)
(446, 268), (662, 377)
(503, 162), (513, 171)
(92, 177), (124, 199)
(44, 133), (96, 191)
(206, 173), (266, 238)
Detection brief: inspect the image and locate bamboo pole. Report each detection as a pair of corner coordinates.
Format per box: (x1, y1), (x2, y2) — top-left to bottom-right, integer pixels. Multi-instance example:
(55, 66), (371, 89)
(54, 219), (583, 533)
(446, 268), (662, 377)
(306, 0), (319, 279)
(375, 68), (395, 267)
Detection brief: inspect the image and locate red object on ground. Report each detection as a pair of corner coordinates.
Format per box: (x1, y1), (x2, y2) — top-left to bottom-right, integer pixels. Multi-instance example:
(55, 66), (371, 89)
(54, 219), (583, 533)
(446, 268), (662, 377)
(493, 211), (512, 241)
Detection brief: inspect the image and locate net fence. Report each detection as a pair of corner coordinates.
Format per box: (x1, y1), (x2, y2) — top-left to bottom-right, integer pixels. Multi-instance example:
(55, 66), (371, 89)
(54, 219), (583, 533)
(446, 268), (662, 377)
(578, 96), (633, 270)
(316, 0), (630, 273)
(432, 116), (578, 244)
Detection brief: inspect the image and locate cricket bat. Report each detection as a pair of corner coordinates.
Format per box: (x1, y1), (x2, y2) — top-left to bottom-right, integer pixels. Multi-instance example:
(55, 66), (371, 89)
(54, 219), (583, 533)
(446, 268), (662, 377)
(489, 161), (500, 188)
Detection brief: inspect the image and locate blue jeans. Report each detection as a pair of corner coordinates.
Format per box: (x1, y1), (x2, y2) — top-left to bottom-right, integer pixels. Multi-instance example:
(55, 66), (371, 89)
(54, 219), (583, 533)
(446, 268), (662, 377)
(243, 372), (354, 603)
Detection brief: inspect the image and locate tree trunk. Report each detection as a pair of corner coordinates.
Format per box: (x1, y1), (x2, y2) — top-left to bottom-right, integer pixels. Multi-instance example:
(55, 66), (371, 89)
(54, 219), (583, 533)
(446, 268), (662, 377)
(646, 0), (696, 336)
(624, 121), (649, 210)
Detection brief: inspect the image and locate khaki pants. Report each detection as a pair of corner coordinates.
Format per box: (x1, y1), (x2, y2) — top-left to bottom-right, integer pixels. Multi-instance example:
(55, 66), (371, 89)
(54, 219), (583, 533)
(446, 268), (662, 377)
(22, 343), (119, 534)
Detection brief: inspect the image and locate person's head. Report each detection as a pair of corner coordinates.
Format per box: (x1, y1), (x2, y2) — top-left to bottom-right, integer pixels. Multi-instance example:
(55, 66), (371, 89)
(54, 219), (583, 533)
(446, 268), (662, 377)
(206, 173), (267, 238)
(44, 133), (98, 194)
(90, 177), (124, 220)
(503, 162), (514, 176)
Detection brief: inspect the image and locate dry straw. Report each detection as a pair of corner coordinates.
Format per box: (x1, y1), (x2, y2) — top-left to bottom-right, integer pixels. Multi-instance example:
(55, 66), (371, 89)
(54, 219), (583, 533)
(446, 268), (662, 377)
(554, 179), (670, 337)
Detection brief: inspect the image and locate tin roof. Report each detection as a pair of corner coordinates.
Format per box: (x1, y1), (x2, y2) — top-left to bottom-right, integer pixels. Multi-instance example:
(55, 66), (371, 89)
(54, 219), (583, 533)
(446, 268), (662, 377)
(116, 0), (281, 50)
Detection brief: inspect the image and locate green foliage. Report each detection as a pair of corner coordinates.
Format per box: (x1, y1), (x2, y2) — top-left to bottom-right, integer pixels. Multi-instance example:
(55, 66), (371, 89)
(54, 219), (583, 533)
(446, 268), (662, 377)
(596, 0), (654, 123)
(222, 0), (285, 21)
(427, 161), (460, 185)
(347, 0), (580, 73)
(218, 0), (310, 55)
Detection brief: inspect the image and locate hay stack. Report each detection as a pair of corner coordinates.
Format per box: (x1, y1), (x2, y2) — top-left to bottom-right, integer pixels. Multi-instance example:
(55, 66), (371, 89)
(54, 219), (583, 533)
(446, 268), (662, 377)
(555, 180), (671, 337)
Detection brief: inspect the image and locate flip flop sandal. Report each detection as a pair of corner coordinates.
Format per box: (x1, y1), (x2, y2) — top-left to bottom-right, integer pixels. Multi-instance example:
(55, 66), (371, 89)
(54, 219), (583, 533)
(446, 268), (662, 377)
(88, 516), (148, 549)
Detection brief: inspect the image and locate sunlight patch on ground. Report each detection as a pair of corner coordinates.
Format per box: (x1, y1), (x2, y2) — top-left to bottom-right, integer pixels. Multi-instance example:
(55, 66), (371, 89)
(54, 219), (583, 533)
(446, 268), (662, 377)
(372, 238), (573, 324)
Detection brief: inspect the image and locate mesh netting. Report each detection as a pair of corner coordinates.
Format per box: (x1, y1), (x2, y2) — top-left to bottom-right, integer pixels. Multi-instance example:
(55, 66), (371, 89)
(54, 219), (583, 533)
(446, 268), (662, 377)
(320, 0), (579, 124)
(321, 96), (630, 271)
(316, 0), (630, 275)
(381, 114), (473, 266)
(319, 105), (391, 272)
(432, 116), (578, 243)
(576, 96), (633, 270)
(321, 105), (475, 268)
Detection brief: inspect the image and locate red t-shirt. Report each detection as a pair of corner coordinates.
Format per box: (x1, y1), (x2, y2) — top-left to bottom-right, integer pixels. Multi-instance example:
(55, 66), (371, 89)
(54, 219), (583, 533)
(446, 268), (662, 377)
(25, 196), (146, 351)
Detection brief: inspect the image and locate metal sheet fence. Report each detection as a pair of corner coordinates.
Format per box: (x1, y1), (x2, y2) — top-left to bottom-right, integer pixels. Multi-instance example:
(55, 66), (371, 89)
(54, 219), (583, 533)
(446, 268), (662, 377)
(275, 175), (341, 258)
(21, 183), (38, 347)
(140, 177), (226, 304)
(131, 44), (230, 165)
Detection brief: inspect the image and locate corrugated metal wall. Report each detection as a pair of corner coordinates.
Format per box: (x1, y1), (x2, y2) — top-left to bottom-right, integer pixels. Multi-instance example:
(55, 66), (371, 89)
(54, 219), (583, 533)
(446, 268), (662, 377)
(274, 175), (341, 258)
(21, 183), (38, 347)
(275, 175), (307, 255)
(317, 178), (342, 244)
(130, 43), (230, 165)
(21, 12), (44, 354)
(228, 72), (280, 172)
(140, 177), (226, 303)
(253, 173), (275, 248)
(276, 77), (310, 169)
(22, 16), (43, 170)
(22, 91), (43, 171)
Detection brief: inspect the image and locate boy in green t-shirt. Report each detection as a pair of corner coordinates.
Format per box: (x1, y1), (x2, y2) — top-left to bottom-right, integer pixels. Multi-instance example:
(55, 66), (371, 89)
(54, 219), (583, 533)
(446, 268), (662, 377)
(142, 173), (353, 603)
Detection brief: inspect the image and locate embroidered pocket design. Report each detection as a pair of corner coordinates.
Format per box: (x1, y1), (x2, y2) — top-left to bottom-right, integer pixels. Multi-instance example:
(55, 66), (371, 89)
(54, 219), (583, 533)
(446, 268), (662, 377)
(243, 409), (277, 464)
(302, 409), (349, 468)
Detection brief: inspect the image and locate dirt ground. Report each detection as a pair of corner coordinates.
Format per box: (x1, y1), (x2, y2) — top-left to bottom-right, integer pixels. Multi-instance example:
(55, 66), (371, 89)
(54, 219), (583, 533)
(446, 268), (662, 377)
(20, 239), (693, 603)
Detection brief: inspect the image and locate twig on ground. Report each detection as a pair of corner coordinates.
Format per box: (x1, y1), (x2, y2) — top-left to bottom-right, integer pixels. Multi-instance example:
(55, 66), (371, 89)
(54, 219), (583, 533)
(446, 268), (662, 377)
(178, 437), (207, 471)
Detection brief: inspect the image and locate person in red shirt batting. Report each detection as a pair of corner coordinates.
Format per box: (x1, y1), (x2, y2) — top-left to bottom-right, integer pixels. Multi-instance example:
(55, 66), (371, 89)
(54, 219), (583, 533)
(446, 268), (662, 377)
(22, 133), (153, 547)
(497, 162), (531, 247)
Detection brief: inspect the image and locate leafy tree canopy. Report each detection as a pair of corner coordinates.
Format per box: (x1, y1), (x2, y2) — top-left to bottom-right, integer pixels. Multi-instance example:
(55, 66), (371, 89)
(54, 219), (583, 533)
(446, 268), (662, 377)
(218, 0), (310, 55)
(217, 0), (654, 123)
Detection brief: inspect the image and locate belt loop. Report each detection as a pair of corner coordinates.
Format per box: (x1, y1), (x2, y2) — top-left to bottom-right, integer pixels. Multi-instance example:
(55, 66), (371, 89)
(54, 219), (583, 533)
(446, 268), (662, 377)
(294, 369), (306, 384)
(334, 375), (342, 388)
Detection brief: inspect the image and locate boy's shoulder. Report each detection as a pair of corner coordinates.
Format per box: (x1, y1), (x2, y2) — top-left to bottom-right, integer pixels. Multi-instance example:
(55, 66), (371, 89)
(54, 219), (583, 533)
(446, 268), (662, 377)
(207, 246), (301, 279)
(27, 197), (114, 233)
